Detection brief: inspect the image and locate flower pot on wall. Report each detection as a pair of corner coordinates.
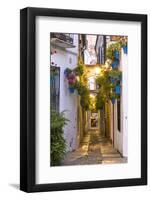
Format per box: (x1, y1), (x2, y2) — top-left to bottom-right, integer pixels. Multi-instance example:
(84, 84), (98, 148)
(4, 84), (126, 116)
(122, 45), (128, 54)
(115, 85), (121, 94)
(113, 50), (120, 59)
(69, 87), (75, 93)
(64, 68), (72, 78)
(111, 60), (119, 69)
(110, 77), (116, 83)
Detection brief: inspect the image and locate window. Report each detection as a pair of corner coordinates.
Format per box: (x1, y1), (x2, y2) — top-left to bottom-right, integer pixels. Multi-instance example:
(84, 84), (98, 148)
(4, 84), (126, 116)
(91, 112), (98, 128)
(50, 67), (60, 112)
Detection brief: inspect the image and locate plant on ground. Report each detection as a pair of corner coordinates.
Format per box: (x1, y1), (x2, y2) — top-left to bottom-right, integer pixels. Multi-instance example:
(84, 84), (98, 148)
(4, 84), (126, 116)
(51, 110), (69, 166)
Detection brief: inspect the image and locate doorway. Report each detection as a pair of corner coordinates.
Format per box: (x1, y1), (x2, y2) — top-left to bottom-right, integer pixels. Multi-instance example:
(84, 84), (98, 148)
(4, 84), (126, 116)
(89, 111), (99, 129)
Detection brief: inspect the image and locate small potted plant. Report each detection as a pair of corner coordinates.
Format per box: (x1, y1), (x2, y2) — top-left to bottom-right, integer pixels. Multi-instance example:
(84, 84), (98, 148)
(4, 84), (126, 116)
(115, 85), (121, 94)
(111, 59), (119, 69)
(110, 93), (116, 104)
(67, 73), (76, 93)
(120, 37), (128, 54)
(64, 68), (72, 78)
(108, 70), (121, 85)
(106, 42), (121, 68)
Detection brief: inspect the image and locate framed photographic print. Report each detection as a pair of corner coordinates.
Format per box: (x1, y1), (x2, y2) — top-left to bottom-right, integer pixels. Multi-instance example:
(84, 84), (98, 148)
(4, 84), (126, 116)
(20, 7), (147, 192)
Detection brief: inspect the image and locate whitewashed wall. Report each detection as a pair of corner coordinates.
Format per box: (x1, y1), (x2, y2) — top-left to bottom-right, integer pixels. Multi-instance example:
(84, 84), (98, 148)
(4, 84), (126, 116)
(121, 48), (128, 157)
(114, 49), (128, 157)
(110, 102), (114, 143)
(51, 34), (79, 151)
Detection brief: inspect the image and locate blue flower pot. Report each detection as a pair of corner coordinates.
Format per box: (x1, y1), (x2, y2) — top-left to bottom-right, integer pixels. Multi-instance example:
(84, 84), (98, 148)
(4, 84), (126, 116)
(111, 60), (119, 69)
(111, 98), (115, 104)
(64, 69), (68, 78)
(110, 78), (115, 83)
(115, 85), (121, 94)
(118, 75), (122, 81)
(110, 77), (116, 83)
(122, 45), (127, 54)
(69, 87), (75, 93)
(113, 50), (120, 59)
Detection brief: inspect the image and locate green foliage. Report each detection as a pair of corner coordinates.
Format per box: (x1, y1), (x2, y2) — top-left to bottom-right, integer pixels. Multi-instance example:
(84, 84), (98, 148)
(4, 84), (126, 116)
(74, 81), (90, 110)
(74, 81), (87, 95)
(106, 42), (121, 60)
(96, 73), (109, 110)
(96, 68), (122, 109)
(64, 68), (72, 77)
(109, 92), (120, 100)
(75, 57), (85, 76)
(108, 70), (122, 78)
(51, 110), (69, 166)
(75, 81), (90, 110)
(74, 63), (84, 76)
(80, 94), (90, 111)
(96, 71), (112, 98)
(96, 92), (105, 110)
(119, 36), (128, 47)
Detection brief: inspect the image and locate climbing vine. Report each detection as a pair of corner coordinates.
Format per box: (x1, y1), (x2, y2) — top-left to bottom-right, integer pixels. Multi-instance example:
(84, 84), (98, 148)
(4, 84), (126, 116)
(106, 42), (121, 61)
(96, 68), (122, 109)
(64, 57), (91, 110)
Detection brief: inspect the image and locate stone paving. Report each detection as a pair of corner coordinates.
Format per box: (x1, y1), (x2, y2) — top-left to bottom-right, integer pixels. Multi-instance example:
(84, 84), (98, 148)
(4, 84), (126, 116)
(61, 130), (127, 166)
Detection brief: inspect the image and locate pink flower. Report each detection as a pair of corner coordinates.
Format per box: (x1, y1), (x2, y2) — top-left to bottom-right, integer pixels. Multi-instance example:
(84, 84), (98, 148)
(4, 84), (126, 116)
(68, 79), (75, 84)
(68, 73), (75, 79)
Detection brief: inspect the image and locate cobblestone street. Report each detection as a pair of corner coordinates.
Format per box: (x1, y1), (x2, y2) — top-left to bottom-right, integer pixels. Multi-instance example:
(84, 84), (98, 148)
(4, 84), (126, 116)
(62, 130), (127, 166)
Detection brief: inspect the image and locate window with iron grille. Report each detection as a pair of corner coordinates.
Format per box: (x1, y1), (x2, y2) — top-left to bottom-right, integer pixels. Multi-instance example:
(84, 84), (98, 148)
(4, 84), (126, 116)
(50, 67), (60, 112)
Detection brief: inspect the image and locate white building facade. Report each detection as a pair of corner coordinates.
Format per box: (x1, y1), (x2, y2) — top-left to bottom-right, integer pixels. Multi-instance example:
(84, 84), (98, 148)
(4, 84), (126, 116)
(50, 33), (79, 151)
(112, 47), (128, 157)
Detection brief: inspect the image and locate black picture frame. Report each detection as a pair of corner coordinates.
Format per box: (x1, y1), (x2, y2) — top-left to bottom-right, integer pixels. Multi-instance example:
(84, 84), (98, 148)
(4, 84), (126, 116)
(20, 7), (147, 193)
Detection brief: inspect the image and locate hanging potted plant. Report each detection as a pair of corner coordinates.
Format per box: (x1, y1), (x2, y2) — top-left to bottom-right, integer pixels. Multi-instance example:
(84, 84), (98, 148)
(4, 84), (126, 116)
(106, 42), (121, 69)
(67, 73), (76, 93)
(122, 44), (127, 54)
(120, 37), (128, 54)
(115, 85), (121, 94)
(113, 50), (120, 59)
(110, 93), (116, 104)
(64, 68), (72, 78)
(111, 59), (119, 69)
(108, 69), (122, 82)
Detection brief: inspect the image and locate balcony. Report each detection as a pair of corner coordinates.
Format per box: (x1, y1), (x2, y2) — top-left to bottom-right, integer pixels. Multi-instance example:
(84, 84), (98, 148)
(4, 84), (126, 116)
(51, 33), (75, 48)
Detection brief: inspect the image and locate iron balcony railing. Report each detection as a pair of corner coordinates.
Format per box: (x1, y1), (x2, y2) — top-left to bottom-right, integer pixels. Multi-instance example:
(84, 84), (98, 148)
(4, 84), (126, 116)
(51, 33), (74, 45)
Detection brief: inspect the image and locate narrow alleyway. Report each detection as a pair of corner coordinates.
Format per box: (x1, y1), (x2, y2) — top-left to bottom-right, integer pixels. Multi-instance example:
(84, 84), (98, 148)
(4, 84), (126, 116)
(62, 130), (127, 166)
